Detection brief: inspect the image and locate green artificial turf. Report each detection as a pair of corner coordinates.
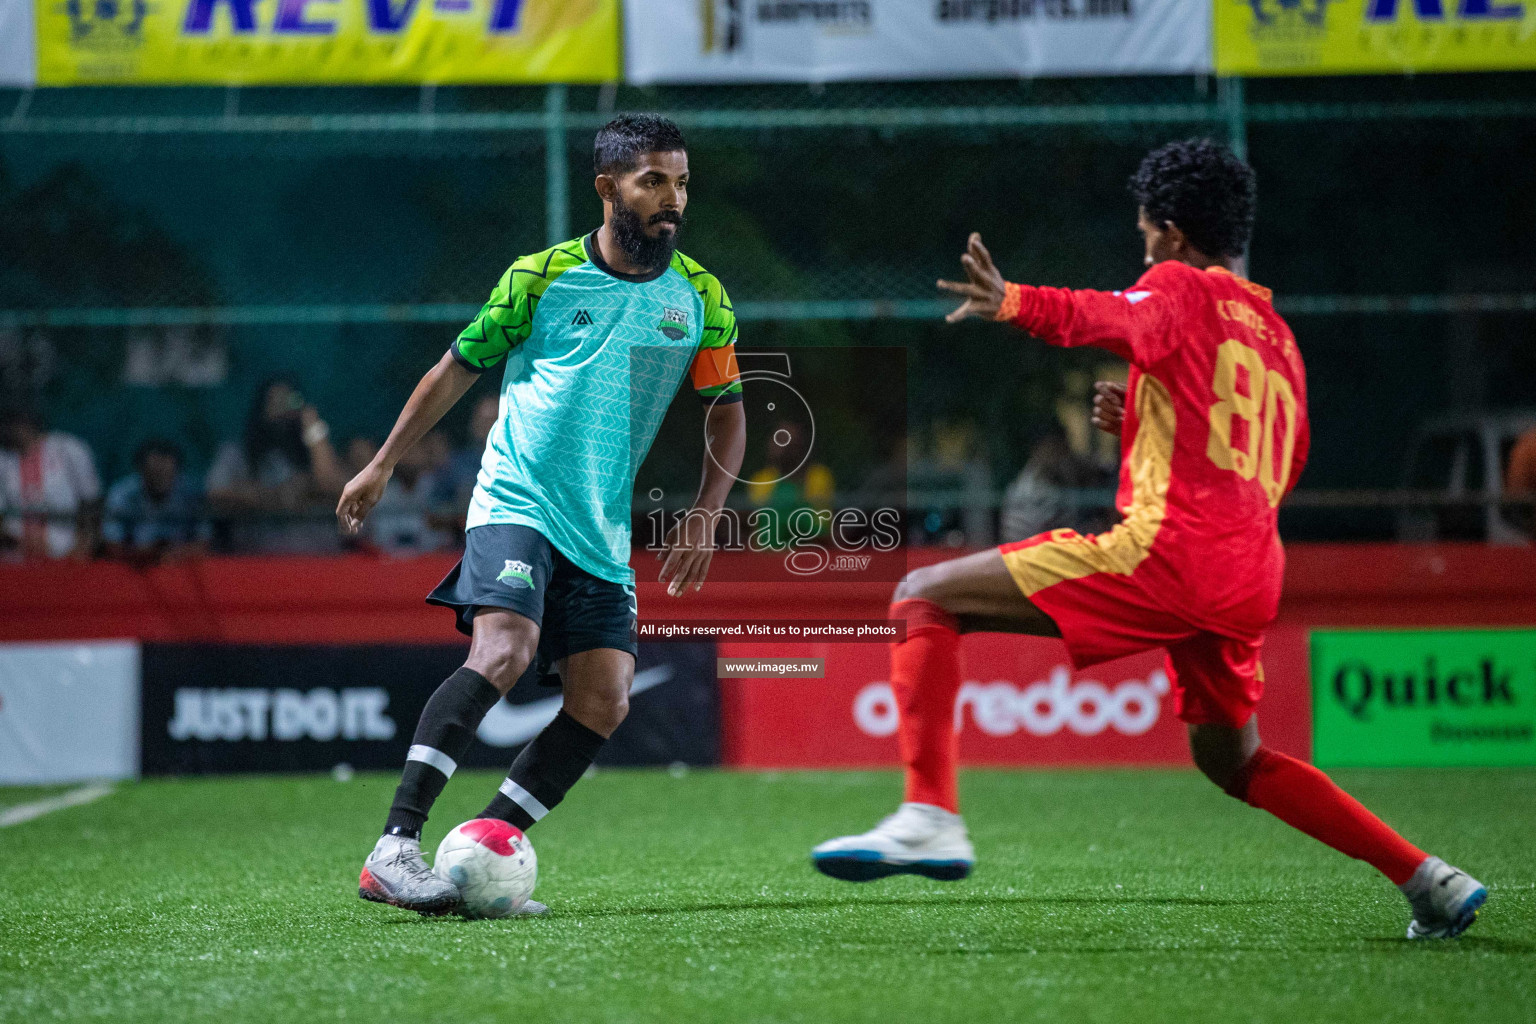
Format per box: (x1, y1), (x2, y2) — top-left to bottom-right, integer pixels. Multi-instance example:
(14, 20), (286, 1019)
(1, 768), (1532, 1024)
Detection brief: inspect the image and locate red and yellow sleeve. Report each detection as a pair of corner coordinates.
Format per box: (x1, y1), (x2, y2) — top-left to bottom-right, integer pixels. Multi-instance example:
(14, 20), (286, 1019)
(994, 263), (1186, 368)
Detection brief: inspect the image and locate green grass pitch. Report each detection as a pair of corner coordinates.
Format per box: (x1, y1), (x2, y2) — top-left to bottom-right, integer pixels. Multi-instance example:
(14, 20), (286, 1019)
(1, 768), (1532, 1023)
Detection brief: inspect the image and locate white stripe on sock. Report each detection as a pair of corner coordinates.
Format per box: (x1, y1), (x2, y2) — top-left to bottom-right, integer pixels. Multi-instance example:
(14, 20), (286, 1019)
(406, 744), (457, 778)
(498, 778), (549, 821)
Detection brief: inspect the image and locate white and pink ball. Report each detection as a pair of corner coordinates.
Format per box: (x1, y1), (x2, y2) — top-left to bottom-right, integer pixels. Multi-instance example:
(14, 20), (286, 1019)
(433, 819), (538, 919)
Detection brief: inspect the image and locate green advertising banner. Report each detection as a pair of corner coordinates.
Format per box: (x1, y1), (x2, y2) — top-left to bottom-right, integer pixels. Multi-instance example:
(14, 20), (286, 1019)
(1313, 629), (1536, 767)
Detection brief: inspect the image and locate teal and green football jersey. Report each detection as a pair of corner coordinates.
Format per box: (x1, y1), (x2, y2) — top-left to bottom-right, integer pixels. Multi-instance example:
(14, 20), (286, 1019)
(450, 231), (742, 586)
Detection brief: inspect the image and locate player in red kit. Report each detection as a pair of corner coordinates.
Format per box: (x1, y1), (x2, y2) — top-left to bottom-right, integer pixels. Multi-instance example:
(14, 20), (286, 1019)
(812, 139), (1487, 940)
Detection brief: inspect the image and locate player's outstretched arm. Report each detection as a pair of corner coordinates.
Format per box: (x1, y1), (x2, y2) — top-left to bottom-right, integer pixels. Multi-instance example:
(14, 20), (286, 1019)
(336, 351), (478, 535)
(939, 232), (1178, 366)
(658, 399), (746, 597)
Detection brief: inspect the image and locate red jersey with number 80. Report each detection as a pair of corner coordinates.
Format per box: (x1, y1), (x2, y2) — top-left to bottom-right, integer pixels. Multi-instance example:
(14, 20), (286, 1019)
(999, 259), (1309, 641)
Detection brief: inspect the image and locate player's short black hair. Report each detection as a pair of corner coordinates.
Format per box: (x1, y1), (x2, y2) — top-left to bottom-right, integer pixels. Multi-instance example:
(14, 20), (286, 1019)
(133, 438), (182, 471)
(593, 114), (686, 176)
(1129, 139), (1257, 259)
(0, 405), (41, 431)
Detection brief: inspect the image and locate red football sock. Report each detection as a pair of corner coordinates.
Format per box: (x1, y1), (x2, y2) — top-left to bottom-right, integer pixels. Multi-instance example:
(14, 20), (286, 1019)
(890, 598), (963, 813)
(1232, 747), (1428, 885)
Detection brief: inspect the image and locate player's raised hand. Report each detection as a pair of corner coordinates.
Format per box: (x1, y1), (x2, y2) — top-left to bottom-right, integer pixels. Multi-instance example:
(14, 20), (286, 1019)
(336, 463), (391, 535)
(657, 508), (717, 597)
(937, 232), (1007, 323)
(1092, 381), (1128, 434)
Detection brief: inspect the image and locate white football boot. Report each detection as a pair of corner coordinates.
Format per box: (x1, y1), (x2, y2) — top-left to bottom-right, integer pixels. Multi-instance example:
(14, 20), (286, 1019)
(358, 834), (462, 916)
(812, 803), (975, 882)
(1401, 856), (1488, 939)
(515, 899), (549, 917)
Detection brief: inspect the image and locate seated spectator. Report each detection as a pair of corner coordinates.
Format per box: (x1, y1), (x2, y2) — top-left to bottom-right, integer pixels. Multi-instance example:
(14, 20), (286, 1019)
(0, 407), (101, 560)
(1508, 427), (1536, 495)
(744, 418), (835, 548)
(102, 439), (211, 564)
(1506, 425), (1536, 538)
(1001, 432), (1118, 542)
(418, 429), (452, 491)
(432, 394), (499, 511)
(362, 439), (455, 556)
(205, 375), (347, 553)
(344, 435), (381, 479)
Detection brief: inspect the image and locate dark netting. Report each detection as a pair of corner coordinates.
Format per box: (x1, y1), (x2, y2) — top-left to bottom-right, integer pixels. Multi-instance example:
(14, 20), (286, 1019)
(0, 74), (1532, 541)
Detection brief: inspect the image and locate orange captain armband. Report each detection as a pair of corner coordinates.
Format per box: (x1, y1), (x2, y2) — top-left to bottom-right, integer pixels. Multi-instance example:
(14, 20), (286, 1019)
(690, 342), (740, 393)
(995, 282), (1024, 323)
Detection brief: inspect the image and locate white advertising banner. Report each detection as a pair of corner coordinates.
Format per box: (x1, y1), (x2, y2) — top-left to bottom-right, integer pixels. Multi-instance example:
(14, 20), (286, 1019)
(625, 0), (1212, 84)
(0, 0), (35, 87)
(0, 642), (140, 784)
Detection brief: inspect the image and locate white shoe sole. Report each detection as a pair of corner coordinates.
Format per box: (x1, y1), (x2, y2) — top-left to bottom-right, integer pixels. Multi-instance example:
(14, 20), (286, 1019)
(358, 865), (461, 916)
(812, 849), (973, 882)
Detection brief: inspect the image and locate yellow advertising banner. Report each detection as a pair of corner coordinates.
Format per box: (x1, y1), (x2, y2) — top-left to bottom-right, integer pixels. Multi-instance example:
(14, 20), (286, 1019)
(36, 0), (618, 84)
(1216, 0), (1536, 74)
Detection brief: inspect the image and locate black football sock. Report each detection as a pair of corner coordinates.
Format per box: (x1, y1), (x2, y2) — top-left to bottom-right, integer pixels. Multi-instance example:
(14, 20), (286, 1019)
(480, 709), (606, 831)
(383, 667), (503, 840)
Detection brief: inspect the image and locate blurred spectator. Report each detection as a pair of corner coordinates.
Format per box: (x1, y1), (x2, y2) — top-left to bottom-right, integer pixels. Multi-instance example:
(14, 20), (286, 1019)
(432, 394), (499, 510)
(908, 419), (992, 547)
(362, 439), (455, 556)
(1001, 370), (1123, 542)
(853, 433), (907, 512)
(1506, 425), (1536, 538)
(419, 429), (452, 483)
(205, 375), (347, 553)
(102, 439), (211, 564)
(746, 417), (834, 548)
(0, 407), (101, 560)
(344, 435), (381, 478)
(1508, 426), (1536, 495)
(1001, 433), (1117, 541)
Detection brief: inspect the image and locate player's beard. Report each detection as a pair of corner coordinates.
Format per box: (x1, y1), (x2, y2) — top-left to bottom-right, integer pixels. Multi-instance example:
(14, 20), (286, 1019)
(610, 193), (683, 273)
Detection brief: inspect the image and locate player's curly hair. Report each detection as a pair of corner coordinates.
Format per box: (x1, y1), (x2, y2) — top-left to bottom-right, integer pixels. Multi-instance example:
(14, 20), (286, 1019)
(593, 114), (687, 176)
(1129, 139), (1256, 259)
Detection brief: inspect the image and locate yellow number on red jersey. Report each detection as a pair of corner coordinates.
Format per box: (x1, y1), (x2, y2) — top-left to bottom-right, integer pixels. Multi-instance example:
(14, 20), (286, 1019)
(1206, 339), (1300, 508)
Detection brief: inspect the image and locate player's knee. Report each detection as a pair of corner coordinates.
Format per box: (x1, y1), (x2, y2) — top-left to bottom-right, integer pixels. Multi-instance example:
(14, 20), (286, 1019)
(469, 638), (536, 694)
(1192, 748), (1238, 791)
(566, 684), (628, 737)
(1188, 728), (1245, 794)
(600, 692), (630, 733)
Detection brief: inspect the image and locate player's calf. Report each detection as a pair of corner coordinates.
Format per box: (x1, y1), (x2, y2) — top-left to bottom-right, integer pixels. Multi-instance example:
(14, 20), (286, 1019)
(1208, 732), (1489, 937)
(479, 709), (607, 830)
(478, 650), (627, 832)
(381, 666), (507, 841)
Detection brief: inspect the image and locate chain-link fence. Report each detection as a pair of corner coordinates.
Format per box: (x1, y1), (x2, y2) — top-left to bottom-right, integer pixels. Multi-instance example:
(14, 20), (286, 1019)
(1, 73), (1534, 546)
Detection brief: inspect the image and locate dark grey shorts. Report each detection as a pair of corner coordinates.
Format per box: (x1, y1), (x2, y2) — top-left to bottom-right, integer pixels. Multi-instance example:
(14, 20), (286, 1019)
(427, 523), (638, 683)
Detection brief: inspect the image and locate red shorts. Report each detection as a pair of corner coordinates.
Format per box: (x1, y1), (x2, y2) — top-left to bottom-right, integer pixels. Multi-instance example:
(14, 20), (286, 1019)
(998, 529), (1265, 728)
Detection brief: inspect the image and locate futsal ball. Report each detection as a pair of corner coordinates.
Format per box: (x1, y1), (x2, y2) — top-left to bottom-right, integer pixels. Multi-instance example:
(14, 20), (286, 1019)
(433, 818), (538, 919)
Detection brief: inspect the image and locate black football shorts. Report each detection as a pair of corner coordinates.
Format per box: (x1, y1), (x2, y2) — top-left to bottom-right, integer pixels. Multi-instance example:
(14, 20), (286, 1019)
(427, 523), (638, 683)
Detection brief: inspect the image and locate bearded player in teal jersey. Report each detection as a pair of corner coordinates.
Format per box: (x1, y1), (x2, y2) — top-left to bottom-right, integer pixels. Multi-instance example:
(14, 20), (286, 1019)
(337, 115), (748, 916)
